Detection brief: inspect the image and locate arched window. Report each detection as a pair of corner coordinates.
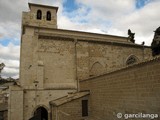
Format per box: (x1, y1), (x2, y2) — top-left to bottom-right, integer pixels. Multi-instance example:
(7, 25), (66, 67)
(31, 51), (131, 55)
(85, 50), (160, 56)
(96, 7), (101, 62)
(37, 10), (42, 20)
(90, 61), (105, 76)
(126, 55), (139, 65)
(46, 11), (51, 21)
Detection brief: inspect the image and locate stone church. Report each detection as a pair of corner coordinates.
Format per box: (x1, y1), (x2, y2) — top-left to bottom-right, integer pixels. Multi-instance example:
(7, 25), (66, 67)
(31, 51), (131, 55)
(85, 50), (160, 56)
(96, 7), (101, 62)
(8, 3), (160, 120)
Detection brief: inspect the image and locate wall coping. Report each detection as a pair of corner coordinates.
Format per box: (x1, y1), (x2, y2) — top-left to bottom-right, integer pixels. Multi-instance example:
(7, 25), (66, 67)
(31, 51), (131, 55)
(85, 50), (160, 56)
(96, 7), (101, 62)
(49, 91), (90, 106)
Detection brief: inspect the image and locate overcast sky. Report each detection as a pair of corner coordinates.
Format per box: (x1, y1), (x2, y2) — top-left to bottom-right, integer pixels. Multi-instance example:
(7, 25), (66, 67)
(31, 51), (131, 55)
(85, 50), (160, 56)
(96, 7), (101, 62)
(0, 0), (160, 78)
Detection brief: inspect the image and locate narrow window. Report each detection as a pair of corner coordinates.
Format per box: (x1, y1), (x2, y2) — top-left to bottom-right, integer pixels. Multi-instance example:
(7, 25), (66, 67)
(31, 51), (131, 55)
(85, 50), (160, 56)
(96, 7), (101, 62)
(46, 11), (51, 21)
(37, 10), (42, 20)
(82, 100), (88, 117)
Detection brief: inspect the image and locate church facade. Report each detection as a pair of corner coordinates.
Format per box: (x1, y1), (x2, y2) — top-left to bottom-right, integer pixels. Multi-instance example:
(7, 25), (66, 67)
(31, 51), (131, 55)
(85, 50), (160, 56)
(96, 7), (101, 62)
(8, 3), (157, 120)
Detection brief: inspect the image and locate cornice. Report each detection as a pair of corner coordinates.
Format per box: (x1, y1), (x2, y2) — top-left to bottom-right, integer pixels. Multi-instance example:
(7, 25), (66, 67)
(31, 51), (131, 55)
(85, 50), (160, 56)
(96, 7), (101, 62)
(38, 33), (150, 48)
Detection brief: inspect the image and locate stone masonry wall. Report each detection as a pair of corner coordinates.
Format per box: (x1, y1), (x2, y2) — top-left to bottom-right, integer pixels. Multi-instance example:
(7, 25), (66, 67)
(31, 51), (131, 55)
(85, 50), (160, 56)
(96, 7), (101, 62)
(77, 41), (152, 80)
(37, 28), (152, 80)
(51, 96), (89, 120)
(38, 38), (76, 89)
(8, 88), (23, 120)
(23, 89), (75, 120)
(22, 4), (57, 29)
(80, 57), (160, 120)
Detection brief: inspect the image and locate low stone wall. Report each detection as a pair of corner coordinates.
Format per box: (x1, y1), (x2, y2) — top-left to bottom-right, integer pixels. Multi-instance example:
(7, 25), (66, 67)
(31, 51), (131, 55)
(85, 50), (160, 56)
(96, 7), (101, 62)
(51, 95), (89, 120)
(80, 57), (160, 120)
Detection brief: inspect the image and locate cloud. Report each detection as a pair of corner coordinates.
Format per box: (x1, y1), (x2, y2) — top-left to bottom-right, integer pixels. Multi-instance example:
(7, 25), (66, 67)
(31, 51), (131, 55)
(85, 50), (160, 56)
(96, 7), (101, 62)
(29, 0), (63, 11)
(0, 1), (28, 23)
(0, 43), (20, 60)
(1, 67), (19, 79)
(0, 43), (20, 78)
(0, 34), (3, 38)
(0, 58), (19, 79)
(0, 0), (28, 43)
(0, 0), (23, 78)
(76, 0), (135, 21)
(0, 0), (160, 78)
(64, 0), (160, 45)
(0, 22), (20, 42)
(109, 0), (160, 45)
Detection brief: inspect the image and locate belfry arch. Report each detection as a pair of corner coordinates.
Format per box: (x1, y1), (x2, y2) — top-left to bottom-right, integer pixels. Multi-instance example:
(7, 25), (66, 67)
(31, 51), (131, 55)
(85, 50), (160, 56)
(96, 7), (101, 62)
(37, 10), (42, 20)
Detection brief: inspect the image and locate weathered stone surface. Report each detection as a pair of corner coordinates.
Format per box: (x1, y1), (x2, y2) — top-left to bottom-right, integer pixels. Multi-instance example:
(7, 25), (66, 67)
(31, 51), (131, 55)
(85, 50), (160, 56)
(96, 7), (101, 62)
(80, 57), (160, 120)
(8, 3), (153, 120)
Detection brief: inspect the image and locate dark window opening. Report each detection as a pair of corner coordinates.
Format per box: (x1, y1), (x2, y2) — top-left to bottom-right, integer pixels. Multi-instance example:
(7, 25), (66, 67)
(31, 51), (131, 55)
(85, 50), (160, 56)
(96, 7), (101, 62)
(37, 10), (42, 20)
(46, 11), (51, 21)
(82, 100), (88, 117)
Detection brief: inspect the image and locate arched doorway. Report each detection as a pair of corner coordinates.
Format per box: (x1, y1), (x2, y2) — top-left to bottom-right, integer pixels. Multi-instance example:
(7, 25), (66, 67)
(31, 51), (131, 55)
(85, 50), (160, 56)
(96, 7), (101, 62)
(29, 107), (48, 120)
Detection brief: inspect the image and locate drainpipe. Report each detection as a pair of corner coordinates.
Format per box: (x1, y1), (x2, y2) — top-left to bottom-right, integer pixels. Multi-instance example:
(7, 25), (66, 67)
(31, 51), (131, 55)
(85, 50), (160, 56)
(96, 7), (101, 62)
(74, 39), (79, 92)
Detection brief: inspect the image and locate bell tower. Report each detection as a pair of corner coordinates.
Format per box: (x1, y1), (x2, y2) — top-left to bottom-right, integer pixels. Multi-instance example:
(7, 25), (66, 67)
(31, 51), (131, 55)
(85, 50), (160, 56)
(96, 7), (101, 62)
(22, 3), (58, 29)
(20, 3), (59, 87)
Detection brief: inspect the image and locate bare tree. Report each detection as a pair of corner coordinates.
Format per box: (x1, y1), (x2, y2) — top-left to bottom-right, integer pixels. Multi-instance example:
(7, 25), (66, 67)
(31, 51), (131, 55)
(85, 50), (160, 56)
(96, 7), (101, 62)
(0, 63), (5, 78)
